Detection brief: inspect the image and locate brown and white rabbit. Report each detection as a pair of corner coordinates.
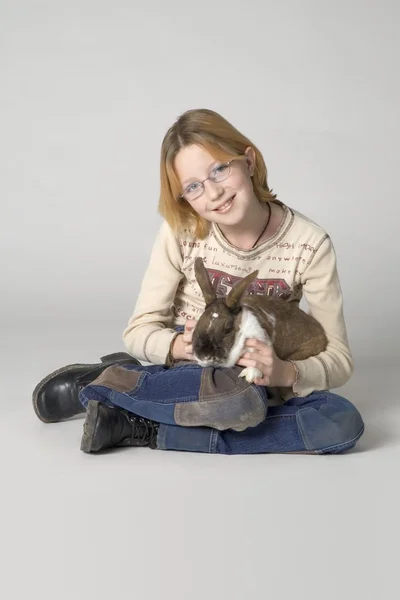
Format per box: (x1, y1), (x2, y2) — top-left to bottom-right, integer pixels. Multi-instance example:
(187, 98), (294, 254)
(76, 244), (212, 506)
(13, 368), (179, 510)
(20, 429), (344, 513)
(191, 257), (328, 383)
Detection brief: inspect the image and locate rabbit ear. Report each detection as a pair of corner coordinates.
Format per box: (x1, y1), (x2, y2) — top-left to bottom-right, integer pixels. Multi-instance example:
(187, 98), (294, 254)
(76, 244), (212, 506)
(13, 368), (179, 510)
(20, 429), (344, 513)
(226, 270), (259, 308)
(194, 257), (217, 305)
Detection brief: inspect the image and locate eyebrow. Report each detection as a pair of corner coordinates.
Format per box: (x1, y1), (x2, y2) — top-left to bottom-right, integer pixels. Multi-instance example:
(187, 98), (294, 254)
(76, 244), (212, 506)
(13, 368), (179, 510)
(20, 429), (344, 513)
(182, 160), (219, 187)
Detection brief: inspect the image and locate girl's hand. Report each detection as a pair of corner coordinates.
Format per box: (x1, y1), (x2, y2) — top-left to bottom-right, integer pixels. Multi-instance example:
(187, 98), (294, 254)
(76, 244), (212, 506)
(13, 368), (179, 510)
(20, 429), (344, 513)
(172, 319), (197, 360)
(182, 319), (197, 358)
(236, 338), (296, 387)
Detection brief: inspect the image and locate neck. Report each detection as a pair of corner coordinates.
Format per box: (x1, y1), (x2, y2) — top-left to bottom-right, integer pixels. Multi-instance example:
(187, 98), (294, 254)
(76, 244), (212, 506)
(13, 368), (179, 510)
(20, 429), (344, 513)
(218, 202), (271, 250)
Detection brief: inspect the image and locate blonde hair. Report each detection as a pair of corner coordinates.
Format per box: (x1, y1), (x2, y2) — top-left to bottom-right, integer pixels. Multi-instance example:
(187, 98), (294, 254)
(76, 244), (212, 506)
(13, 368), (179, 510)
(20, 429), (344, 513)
(158, 108), (278, 238)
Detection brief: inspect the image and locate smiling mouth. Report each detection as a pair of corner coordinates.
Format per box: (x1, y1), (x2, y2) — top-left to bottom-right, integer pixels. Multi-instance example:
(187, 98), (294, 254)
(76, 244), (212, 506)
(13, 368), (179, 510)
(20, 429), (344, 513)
(213, 196), (235, 212)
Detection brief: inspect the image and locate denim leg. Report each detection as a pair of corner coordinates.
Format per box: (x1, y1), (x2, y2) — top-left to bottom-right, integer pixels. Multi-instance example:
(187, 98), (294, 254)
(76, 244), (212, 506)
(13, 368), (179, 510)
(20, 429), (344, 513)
(79, 323), (268, 432)
(79, 362), (268, 432)
(79, 364), (199, 425)
(157, 391), (365, 455)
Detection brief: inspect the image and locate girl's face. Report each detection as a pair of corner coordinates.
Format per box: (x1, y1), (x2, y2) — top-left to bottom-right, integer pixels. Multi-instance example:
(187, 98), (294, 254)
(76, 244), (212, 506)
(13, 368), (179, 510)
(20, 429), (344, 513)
(174, 144), (259, 226)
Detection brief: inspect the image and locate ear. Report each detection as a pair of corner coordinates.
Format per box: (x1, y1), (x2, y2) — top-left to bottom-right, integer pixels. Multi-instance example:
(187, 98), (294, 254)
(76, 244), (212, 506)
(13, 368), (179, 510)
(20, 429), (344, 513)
(194, 257), (217, 305)
(244, 147), (256, 177)
(226, 270), (258, 308)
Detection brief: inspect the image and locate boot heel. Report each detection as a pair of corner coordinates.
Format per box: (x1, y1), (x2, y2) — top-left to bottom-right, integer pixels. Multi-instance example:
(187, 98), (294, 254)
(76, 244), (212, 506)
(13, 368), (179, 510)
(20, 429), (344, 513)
(80, 401), (100, 453)
(100, 352), (133, 363)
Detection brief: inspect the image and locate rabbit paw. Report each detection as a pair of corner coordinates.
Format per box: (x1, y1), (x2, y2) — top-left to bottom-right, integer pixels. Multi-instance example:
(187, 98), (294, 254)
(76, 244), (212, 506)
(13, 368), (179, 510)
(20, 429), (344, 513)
(238, 367), (264, 383)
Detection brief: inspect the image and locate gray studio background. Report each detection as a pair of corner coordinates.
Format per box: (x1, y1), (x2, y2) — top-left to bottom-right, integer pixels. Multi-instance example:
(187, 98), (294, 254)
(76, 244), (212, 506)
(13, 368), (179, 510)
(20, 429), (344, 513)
(0, 3), (399, 600)
(2, 0), (398, 375)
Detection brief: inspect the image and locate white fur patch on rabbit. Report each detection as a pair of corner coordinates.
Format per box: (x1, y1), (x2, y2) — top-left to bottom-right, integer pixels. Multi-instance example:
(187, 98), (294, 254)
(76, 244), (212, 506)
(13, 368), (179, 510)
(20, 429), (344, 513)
(227, 308), (273, 383)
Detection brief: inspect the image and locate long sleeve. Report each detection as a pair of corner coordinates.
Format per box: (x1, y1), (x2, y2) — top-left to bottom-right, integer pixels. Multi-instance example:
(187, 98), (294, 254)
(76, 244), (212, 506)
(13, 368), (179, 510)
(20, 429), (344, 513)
(122, 221), (184, 364)
(287, 235), (354, 398)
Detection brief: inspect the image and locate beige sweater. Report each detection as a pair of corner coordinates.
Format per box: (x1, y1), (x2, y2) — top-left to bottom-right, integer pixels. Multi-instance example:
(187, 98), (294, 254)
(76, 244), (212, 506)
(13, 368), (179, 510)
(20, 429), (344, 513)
(123, 202), (353, 399)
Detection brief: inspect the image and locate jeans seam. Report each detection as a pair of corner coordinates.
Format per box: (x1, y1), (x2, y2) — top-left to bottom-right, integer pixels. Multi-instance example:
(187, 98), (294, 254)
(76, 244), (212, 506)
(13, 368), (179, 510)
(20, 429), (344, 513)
(114, 387), (199, 404)
(264, 414), (297, 421)
(111, 391), (194, 408)
(209, 429), (218, 453)
(315, 424), (365, 454)
(121, 370), (147, 394)
(168, 364), (202, 373)
(296, 408), (314, 450)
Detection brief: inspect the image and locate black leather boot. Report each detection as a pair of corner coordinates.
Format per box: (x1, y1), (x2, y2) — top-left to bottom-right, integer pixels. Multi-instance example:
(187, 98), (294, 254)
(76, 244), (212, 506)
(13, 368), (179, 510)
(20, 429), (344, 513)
(80, 400), (159, 453)
(32, 353), (142, 424)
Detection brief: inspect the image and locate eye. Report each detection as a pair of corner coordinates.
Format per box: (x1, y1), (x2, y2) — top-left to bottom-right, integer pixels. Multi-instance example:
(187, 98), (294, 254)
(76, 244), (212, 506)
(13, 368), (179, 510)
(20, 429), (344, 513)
(214, 163), (229, 175)
(185, 182), (201, 194)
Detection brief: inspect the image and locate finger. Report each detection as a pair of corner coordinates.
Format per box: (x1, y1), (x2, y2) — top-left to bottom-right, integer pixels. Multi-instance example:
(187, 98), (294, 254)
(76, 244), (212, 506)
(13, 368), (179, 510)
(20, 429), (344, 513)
(244, 338), (263, 349)
(254, 376), (270, 386)
(238, 357), (260, 367)
(185, 344), (193, 355)
(247, 341), (273, 355)
(185, 320), (197, 331)
(237, 357), (261, 369)
(243, 352), (273, 365)
(238, 358), (273, 377)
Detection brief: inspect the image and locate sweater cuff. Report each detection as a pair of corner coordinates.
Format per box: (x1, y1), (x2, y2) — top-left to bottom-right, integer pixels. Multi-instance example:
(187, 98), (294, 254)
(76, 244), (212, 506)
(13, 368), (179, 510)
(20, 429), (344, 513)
(165, 331), (182, 367)
(287, 360), (301, 395)
(286, 358), (327, 398)
(143, 329), (180, 364)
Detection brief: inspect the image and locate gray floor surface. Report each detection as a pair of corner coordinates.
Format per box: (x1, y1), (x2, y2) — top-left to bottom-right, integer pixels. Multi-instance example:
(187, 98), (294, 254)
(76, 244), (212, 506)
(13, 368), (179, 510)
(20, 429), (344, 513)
(1, 326), (397, 600)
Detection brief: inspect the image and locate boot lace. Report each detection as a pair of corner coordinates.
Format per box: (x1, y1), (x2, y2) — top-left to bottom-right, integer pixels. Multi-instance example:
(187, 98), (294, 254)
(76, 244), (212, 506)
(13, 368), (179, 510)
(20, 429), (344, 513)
(125, 413), (159, 449)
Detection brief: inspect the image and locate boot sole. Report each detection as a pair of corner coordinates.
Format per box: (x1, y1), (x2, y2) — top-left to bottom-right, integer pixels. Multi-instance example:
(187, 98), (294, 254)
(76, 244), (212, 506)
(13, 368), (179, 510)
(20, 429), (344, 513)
(80, 400), (100, 453)
(32, 353), (138, 424)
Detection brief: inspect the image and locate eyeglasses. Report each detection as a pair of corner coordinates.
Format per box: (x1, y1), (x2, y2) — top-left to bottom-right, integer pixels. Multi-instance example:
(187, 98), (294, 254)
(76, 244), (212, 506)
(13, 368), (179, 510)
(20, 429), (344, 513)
(179, 159), (238, 202)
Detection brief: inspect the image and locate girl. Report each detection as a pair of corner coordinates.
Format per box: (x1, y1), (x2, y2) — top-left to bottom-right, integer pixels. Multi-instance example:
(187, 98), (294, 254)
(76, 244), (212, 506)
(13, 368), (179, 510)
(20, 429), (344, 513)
(33, 108), (364, 455)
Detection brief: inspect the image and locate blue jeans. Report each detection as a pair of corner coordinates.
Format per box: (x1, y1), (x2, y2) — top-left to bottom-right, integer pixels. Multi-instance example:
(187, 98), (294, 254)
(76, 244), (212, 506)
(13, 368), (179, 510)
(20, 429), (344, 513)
(79, 361), (364, 455)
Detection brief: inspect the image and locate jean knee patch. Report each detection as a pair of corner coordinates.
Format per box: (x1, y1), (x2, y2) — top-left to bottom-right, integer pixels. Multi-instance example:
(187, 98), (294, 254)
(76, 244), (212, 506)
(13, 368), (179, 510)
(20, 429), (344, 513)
(296, 396), (364, 452)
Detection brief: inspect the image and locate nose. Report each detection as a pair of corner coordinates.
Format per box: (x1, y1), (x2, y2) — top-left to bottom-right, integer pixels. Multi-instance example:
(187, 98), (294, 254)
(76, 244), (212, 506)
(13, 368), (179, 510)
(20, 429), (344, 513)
(204, 179), (224, 202)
